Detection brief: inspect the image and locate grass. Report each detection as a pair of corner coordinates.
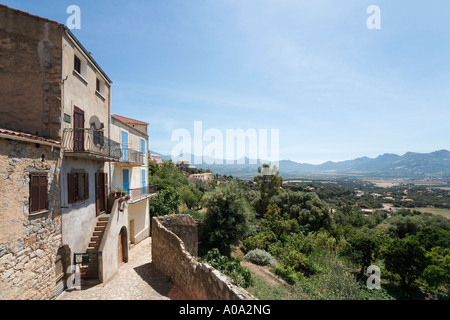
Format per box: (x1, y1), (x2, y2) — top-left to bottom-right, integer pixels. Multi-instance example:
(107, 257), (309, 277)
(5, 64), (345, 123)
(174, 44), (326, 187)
(245, 249), (396, 300)
(414, 207), (450, 219)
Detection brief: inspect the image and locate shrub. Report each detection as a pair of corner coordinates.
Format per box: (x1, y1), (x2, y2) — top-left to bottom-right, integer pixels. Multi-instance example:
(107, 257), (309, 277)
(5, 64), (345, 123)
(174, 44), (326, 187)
(244, 249), (278, 268)
(203, 248), (253, 288)
(274, 265), (301, 285)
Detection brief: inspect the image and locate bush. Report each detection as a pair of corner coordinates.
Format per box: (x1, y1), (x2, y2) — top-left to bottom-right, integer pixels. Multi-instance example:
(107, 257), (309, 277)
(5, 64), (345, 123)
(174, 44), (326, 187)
(274, 265), (301, 285)
(203, 248), (253, 288)
(244, 249), (278, 268)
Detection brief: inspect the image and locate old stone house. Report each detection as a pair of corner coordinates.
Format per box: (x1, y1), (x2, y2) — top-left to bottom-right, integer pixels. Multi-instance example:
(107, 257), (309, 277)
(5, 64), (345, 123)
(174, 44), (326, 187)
(0, 4), (136, 298)
(0, 129), (64, 299)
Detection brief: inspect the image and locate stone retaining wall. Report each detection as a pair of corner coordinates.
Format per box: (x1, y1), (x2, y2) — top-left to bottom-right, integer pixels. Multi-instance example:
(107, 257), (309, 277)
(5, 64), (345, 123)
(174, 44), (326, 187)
(151, 215), (255, 300)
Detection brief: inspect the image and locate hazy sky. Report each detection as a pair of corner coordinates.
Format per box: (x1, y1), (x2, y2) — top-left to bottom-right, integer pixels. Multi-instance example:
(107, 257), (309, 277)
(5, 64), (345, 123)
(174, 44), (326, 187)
(3, 0), (450, 164)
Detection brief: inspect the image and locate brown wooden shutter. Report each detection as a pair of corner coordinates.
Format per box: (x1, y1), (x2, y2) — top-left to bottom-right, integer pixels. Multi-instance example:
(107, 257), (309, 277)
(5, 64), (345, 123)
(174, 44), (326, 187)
(68, 173), (75, 204)
(30, 174), (40, 213)
(30, 174), (48, 213)
(39, 174), (48, 211)
(95, 173), (100, 215)
(84, 173), (89, 200)
(103, 173), (108, 213)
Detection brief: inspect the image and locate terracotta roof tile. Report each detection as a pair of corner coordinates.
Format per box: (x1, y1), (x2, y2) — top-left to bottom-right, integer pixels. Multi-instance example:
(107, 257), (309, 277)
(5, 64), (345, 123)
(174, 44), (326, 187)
(0, 128), (61, 145)
(112, 114), (149, 125)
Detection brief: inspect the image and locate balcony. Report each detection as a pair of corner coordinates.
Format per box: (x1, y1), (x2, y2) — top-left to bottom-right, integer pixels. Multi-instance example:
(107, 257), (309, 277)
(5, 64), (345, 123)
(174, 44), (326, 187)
(62, 129), (121, 161)
(117, 184), (158, 204)
(117, 148), (145, 167)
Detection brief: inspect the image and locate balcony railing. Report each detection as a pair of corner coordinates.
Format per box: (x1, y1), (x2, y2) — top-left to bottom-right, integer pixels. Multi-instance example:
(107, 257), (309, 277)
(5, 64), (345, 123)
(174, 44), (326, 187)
(63, 129), (121, 161)
(120, 148), (145, 165)
(116, 184), (158, 203)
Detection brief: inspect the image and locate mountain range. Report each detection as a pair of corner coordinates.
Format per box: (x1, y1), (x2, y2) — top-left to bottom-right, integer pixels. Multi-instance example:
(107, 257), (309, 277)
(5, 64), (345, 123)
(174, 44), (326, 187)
(150, 150), (450, 179)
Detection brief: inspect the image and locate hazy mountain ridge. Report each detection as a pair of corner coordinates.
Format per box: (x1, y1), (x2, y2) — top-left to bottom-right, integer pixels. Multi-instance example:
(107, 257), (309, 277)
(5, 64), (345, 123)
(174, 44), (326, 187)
(153, 150), (450, 178)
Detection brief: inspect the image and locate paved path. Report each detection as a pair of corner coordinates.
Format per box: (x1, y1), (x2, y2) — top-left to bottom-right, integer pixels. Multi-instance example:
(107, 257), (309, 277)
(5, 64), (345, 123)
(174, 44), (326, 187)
(58, 237), (188, 300)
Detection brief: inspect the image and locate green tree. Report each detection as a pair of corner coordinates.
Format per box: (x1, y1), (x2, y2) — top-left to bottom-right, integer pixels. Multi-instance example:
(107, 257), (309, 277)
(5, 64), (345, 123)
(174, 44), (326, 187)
(341, 233), (378, 275)
(179, 184), (203, 210)
(149, 186), (181, 217)
(150, 160), (189, 188)
(202, 181), (253, 257)
(271, 190), (331, 232)
(253, 164), (283, 217)
(423, 247), (450, 289)
(382, 236), (429, 288)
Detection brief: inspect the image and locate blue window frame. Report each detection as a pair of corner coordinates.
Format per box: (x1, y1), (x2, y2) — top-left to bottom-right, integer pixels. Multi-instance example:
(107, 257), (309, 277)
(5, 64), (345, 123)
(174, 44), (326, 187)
(121, 130), (129, 162)
(122, 169), (129, 193)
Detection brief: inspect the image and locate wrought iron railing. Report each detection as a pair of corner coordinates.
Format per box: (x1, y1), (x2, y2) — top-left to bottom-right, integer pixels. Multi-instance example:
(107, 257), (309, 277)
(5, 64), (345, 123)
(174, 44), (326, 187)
(120, 148), (145, 164)
(74, 252), (99, 280)
(63, 129), (121, 160)
(119, 184), (158, 200)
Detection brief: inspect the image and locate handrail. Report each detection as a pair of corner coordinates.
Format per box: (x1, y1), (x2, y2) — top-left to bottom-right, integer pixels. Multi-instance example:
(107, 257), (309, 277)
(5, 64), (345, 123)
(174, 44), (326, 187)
(62, 128), (121, 160)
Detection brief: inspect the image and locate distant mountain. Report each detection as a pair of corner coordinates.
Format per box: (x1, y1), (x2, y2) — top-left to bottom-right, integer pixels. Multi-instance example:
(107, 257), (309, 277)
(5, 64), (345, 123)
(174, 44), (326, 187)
(160, 150), (450, 178)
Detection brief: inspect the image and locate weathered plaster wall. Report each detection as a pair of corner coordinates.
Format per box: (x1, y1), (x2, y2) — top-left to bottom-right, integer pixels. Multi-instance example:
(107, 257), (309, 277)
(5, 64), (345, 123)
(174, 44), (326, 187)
(0, 6), (63, 141)
(61, 34), (111, 138)
(128, 199), (150, 245)
(152, 215), (255, 300)
(60, 157), (107, 257)
(98, 199), (129, 284)
(0, 138), (63, 300)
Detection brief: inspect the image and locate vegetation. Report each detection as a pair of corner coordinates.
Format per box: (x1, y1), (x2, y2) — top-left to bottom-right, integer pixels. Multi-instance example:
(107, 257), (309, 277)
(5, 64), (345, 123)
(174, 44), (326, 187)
(148, 160), (450, 300)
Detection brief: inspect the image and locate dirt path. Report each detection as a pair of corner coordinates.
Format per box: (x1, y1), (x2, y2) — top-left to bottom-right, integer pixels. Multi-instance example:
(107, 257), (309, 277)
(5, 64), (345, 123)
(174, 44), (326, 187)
(242, 261), (285, 286)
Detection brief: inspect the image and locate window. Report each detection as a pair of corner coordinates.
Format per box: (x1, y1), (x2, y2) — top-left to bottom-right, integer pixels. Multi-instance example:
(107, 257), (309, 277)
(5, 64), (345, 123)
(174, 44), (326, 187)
(30, 173), (48, 214)
(74, 55), (81, 74)
(67, 172), (89, 204)
(96, 78), (101, 92)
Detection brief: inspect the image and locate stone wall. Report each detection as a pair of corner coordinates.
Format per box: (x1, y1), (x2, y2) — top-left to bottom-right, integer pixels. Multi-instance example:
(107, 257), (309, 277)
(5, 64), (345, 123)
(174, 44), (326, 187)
(0, 138), (63, 300)
(151, 215), (255, 300)
(0, 5), (64, 141)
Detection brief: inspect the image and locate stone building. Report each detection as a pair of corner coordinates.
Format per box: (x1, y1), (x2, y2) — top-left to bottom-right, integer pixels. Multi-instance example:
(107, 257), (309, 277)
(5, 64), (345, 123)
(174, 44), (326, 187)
(0, 129), (65, 299)
(0, 4), (130, 297)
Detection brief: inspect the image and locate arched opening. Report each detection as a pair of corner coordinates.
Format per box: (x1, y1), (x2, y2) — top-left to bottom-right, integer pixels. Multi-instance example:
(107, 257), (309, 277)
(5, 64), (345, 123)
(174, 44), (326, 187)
(118, 227), (128, 266)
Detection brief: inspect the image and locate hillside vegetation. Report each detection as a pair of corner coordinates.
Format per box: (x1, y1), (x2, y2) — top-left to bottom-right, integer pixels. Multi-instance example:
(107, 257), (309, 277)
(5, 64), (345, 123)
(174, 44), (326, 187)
(149, 161), (450, 300)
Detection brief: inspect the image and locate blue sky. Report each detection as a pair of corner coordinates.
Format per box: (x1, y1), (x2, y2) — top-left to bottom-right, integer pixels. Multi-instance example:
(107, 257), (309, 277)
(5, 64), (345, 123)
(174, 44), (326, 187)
(3, 0), (450, 164)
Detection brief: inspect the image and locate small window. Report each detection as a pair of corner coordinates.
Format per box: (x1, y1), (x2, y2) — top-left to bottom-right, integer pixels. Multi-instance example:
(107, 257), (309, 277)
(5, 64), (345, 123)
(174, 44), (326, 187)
(30, 173), (48, 214)
(67, 173), (89, 204)
(96, 78), (101, 92)
(74, 55), (81, 74)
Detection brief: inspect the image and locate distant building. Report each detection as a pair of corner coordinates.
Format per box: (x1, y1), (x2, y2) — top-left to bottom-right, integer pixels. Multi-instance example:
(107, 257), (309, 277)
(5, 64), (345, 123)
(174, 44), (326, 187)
(189, 173), (215, 182)
(149, 154), (164, 166)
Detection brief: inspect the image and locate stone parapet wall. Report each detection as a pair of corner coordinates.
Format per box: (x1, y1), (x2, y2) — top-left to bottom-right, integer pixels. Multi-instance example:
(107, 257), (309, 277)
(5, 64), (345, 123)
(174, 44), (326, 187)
(151, 215), (255, 300)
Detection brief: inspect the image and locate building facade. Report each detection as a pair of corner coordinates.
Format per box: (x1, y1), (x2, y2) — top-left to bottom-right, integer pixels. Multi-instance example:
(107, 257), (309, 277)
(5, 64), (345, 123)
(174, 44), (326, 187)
(111, 115), (155, 246)
(0, 4), (138, 298)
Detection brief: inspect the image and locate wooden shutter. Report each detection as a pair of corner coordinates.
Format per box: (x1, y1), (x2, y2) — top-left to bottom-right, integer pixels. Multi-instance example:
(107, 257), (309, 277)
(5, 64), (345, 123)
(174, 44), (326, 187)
(84, 173), (89, 200)
(95, 173), (100, 215)
(73, 107), (85, 152)
(30, 174), (40, 213)
(103, 173), (108, 213)
(30, 174), (47, 213)
(68, 173), (76, 204)
(39, 174), (48, 211)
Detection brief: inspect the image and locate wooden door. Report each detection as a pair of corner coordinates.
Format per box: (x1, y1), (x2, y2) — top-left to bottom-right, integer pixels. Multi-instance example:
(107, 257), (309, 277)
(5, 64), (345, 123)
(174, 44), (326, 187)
(95, 173), (108, 216)
(73, 106), (85, 151)
(118, 230), (124, 266)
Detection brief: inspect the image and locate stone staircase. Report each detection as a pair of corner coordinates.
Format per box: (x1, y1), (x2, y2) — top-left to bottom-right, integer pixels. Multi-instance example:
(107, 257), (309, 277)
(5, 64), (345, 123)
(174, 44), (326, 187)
(78, 215), (110, 281)
(87, 215), (109, 253)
